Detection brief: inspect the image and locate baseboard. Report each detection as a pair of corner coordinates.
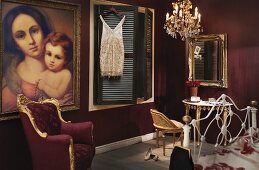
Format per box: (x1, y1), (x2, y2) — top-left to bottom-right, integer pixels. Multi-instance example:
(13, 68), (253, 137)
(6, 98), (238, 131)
(96, 132), (156, 154)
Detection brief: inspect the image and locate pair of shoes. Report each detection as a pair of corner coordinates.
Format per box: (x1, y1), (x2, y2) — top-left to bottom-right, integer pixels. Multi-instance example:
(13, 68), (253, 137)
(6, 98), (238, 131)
(144, 148), (159, 161)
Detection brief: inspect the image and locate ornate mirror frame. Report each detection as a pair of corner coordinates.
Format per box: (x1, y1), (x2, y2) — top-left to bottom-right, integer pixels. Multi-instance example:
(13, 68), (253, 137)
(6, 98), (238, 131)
(187, 34), (228, 88)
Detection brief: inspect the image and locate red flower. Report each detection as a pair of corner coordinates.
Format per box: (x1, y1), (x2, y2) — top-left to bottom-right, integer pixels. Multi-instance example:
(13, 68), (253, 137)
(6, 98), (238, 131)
(185, 80), (200, 87)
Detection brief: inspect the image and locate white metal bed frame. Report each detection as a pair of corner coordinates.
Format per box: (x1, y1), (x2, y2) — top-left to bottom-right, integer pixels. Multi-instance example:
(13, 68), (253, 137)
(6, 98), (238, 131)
(182, 94), (258, 162)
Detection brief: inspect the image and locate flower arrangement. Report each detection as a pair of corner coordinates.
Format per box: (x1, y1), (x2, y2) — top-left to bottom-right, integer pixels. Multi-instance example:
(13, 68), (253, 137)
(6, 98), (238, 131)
(185, 80), (201, 87)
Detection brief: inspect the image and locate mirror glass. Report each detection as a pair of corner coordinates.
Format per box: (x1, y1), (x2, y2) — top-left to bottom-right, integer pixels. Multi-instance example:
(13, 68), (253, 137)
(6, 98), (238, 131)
(187, 34), (228, 88)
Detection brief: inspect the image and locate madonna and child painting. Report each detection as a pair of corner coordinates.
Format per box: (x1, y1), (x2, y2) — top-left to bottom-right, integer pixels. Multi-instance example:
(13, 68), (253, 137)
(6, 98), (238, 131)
(1, 0), (80, 115)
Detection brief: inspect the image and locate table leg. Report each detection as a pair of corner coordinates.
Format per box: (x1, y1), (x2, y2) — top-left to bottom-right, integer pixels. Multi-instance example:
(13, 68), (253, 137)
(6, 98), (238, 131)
(196, 106), (201, 145)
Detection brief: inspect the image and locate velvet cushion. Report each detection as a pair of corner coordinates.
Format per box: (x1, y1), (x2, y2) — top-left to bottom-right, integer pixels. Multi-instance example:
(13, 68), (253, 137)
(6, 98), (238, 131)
(74, 144), (95, 170)
(27, 103), (61, 135)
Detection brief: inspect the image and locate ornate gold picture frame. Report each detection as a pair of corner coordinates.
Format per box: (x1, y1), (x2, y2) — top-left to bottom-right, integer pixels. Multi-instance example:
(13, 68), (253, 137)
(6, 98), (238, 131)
(0, 0), (81, 120)
(187, 34), (228, 88)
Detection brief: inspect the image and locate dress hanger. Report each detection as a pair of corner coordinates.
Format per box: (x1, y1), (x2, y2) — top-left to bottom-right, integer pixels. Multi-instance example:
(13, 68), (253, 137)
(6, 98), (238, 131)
(100, 6), (125, 19)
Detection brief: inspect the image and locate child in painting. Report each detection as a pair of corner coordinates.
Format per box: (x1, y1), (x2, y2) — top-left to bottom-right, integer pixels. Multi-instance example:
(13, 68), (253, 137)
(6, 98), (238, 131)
(38, 32), (73, 102)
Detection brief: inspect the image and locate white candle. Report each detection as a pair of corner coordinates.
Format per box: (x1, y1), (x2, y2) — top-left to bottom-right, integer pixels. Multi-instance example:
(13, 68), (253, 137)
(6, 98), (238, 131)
(179, 9), (182, 17)
(166, 13), (169, 20)
(175, 4), (179, 14)
(195, 7), (198, 18)
(198, 13), (201, 22)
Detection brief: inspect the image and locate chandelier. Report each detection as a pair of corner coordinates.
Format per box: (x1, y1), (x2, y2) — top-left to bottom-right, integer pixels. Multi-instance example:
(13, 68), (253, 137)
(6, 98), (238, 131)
(164, 0), (202, 41)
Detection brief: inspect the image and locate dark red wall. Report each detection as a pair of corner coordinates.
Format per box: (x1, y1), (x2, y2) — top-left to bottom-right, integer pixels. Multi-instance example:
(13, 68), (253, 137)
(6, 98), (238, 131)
(1, 0), (259, 169)
(163, 0), (259, 122)
(0, 0), (166, 169)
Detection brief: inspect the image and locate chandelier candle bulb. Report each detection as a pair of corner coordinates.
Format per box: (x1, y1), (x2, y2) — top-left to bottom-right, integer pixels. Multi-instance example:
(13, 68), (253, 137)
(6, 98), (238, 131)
(175, 4), (179, 13)
(195, 7), (198, 18)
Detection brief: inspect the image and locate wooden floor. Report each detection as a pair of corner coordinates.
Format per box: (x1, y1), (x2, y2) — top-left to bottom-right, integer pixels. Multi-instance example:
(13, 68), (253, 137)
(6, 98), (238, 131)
(92, 138), (259, 170)
(92, 139), (172, 170)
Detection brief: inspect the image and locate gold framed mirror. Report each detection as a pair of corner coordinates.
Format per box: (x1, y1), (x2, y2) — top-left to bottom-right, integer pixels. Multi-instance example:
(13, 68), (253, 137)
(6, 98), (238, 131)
(187, 34), (228, 88)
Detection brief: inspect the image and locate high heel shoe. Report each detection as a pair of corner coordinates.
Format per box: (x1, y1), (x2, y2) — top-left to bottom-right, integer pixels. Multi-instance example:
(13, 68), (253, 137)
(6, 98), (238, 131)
(150, 153), (159, 161)
(144, 148), (152, 161)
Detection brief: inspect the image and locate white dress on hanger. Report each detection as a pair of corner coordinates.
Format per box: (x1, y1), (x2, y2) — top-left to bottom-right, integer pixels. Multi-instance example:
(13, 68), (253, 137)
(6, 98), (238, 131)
(99, 15), (126, 77)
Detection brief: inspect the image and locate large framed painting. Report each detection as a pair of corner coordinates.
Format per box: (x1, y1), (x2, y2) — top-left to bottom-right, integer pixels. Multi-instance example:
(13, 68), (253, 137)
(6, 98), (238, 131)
(0, 0), (81, 120)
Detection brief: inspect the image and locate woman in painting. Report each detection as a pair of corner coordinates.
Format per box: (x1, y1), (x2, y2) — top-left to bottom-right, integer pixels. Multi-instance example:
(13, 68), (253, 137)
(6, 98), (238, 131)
(2, 5), (52, 112)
